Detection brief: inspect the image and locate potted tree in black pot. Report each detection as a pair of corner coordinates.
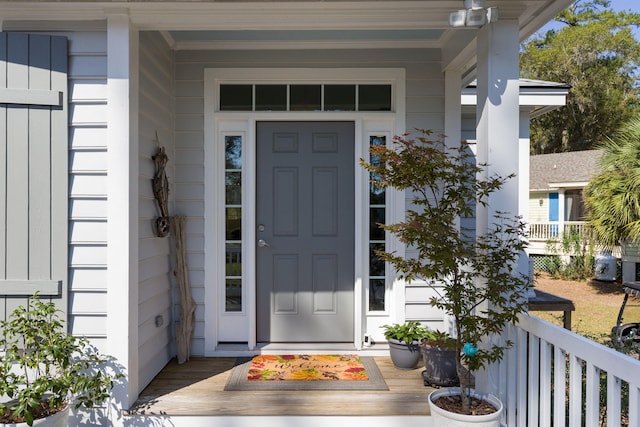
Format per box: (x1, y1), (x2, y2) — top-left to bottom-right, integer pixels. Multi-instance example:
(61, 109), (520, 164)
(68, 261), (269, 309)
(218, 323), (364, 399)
(420, 330), (458, 387)
(362, 130), (530, 425)
(0, 294), (122, 426)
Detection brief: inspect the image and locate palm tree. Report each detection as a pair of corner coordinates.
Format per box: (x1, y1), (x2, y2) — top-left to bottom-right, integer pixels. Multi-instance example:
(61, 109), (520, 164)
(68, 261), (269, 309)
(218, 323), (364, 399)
(584, 116), (640, 248)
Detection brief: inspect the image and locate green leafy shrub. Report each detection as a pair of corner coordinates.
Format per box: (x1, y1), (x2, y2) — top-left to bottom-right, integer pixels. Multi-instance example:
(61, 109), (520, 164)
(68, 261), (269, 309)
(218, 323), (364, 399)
(382, 321), (429, 344)
(0, 294), (122, 426)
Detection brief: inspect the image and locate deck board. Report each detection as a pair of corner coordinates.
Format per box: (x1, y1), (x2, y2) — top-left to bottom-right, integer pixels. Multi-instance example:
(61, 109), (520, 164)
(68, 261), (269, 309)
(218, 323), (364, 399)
(128, 357), (434, 417)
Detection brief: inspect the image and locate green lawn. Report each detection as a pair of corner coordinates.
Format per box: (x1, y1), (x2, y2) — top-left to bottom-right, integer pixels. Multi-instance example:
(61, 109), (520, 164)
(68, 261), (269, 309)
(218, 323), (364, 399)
(534, 274), (640, 344)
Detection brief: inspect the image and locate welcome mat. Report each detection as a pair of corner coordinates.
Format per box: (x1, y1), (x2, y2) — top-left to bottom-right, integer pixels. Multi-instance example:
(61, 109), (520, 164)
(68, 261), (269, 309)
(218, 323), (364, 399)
(224, 354), (388, 391)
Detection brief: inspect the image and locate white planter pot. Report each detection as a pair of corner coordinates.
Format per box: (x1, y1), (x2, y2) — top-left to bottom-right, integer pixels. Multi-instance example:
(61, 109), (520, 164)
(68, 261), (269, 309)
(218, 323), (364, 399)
(428, 387), (503, 427)
(1, 405), (69, 427)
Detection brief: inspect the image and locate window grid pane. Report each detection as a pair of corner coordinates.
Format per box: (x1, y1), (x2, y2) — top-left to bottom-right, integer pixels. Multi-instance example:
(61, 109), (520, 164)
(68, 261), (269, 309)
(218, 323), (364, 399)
(225, 135), (243, 312)
(369, 135), (387, 312)
(219, 84), (391, 112)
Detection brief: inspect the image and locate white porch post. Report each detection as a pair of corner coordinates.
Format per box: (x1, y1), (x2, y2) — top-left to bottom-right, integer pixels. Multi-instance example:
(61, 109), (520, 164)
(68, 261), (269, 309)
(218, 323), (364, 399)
(519, 110), (531, 227)
(445, 69), (462, 148)
(519, 110), (537, 297)
(444, 69), (463, 337)
(474, 19), (520, 400)
(107, 10), (140, 411)
(558, 188), (566, 233)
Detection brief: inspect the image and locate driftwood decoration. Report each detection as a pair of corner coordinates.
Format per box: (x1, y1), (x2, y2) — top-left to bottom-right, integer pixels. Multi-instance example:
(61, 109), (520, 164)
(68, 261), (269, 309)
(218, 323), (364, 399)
(171, 215), (196, 364)
(152, 146), (170, 237)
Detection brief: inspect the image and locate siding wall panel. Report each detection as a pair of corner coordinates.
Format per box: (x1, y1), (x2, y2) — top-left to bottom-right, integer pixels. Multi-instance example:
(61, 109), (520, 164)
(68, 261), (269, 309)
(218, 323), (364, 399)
(70, 174), (108, 196)
(137, 31), (175, 392)
(70, 150), (107, 171)
(69, 198), (107, 219)
(70, 220), (107, 243)
(69, 267), (107, 291)
(69, 127), (107, 148)
(69, 80), (108, 101)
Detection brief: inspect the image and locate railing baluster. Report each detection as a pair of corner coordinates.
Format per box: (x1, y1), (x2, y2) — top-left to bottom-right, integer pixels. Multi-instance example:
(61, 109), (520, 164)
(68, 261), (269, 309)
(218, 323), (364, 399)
(629, 386), (639, 427)
(554, 346), (567, 427)
(585, 362), (600, 427)
(606, 374), (621, 427)
(569, 354), (583, 427)
(517, 327), (528, 427)
(506, 324), (518, 427)
(528, 335), (540, 427)
(539, 339), (552, 427)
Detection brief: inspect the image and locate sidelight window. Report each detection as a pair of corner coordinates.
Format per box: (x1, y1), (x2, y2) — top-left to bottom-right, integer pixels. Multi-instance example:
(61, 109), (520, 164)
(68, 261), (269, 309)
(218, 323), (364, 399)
(368, 135), (387, 312)
(225, 135), (243, 312)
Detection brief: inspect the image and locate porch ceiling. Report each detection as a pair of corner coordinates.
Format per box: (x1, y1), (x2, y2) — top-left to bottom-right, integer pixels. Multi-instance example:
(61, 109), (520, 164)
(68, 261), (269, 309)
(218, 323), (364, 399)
(0, 0), (573, 76)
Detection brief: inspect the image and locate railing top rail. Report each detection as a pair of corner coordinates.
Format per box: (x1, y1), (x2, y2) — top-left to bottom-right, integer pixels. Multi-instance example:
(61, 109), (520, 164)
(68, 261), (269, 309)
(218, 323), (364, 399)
(516, 313), (640, 384)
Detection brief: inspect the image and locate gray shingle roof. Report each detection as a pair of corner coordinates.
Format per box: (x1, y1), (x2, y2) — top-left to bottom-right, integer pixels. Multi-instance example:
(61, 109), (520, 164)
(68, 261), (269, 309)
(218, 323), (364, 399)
(529, 150), (604, 190)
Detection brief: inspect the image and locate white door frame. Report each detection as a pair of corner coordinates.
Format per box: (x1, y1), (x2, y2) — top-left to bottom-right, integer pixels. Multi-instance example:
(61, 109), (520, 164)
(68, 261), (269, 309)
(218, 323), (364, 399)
(203, 68), (406, 355)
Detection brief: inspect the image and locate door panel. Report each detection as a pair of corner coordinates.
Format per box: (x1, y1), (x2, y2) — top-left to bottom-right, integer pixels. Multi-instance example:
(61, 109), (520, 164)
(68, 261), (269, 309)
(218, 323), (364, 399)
(256, 121), (354, 342)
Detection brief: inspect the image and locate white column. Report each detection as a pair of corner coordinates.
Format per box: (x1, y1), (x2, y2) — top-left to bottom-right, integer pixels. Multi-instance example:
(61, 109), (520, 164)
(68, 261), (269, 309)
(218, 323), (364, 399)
(475, 20), (520, 228)
(474, 19), (520, 401)
(519, 110), (531, 225)
(520, 110), (537, 298)
(444, 69), (463, 337)
(558, 189), (566, 233)
(445, 69), (462, 149)
(106, 10), (139, 411)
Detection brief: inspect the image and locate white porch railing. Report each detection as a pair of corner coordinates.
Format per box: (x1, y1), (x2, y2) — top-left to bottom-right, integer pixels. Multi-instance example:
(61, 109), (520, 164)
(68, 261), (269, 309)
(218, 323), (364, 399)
(528, 221), (590, 241)
(489, 314), (640, 427)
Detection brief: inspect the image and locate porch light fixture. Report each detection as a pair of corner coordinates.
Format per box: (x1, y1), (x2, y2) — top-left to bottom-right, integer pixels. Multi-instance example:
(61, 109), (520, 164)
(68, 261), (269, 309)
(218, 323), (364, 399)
(449, 0), (498, 27)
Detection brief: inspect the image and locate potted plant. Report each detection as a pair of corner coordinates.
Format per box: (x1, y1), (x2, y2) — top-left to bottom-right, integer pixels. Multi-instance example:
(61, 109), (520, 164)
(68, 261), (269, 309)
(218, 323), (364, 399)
(362, 130), (530, 423)
(0, 294), (122, 426)
(381, 320), (428, 369)
(420, 330), (458, 387)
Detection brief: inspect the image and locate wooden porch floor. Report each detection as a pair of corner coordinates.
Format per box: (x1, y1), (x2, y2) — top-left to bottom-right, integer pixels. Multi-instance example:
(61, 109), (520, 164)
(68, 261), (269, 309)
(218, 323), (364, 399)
(127, 357), (435, 417)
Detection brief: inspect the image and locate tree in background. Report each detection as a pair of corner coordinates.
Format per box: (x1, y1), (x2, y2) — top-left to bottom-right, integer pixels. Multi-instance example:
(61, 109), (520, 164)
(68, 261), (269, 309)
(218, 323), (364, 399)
(584, 116), (640, 248)
(521, 0), (640, 154)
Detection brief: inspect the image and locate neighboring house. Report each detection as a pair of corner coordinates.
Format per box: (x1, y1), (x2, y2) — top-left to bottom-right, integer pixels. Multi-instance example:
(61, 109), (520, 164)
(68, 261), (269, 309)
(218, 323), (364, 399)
(0, 1), (582, 426)
(528, 150), (604, 254)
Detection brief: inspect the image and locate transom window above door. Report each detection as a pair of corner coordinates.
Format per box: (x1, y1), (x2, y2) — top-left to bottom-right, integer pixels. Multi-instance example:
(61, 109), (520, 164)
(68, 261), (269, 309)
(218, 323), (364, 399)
(219, 84), (392, 112)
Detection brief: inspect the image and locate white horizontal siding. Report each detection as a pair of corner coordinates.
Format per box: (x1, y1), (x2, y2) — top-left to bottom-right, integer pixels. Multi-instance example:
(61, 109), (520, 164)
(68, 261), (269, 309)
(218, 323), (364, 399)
(70, 149), (107, 172)
(174, 48), (445, 355)
(70, 102), (108, 125)
(405, 283), (448, 331)
(69, 313), (107, 338)
(69, 198), (107, 219)
(69, 79), (108, 101)
(65, 30), (109, 345)
(137, 31), (175, 392)
(70, 174), (108, 196)
(529, 191), (549, 222)
(69, 267), (107, 291)
(70, 245), (107, 267)
(70, 290), (108, 314)
(70, 127), (107, 148)
(70, 220), (107, 243)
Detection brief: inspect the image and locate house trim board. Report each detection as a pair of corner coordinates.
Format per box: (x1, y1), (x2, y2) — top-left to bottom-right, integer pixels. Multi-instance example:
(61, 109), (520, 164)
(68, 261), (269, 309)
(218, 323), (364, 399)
(203, 68), (406, 355)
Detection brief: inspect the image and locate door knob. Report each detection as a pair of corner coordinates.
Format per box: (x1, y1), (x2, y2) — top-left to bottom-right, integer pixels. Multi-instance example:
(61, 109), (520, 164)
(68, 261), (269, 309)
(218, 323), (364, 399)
(257, 239), (270, 248)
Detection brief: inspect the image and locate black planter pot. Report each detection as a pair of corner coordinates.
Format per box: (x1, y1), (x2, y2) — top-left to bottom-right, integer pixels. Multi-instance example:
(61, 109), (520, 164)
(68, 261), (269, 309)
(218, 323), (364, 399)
(388, 338), (422, 369)
(421, 344), (459, 387)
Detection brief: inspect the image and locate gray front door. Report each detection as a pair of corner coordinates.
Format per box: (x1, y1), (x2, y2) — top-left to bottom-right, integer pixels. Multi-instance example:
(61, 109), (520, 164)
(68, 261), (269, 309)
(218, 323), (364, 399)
(256, 121), (355, 342)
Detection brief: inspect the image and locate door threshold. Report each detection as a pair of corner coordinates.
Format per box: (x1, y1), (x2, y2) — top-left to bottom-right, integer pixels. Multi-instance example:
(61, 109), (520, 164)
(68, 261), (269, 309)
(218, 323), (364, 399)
(213, 342), (390, 356)
(256, 342), (356, 352)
